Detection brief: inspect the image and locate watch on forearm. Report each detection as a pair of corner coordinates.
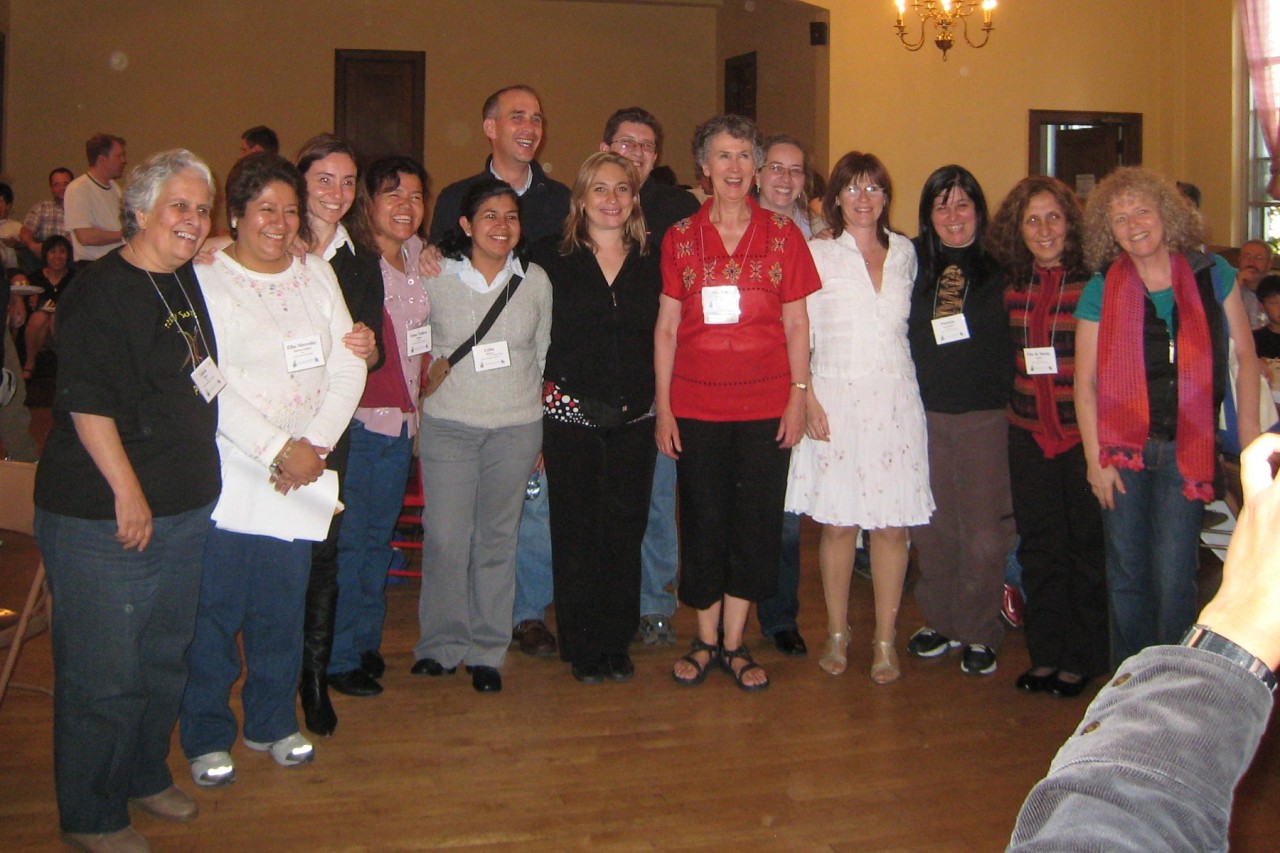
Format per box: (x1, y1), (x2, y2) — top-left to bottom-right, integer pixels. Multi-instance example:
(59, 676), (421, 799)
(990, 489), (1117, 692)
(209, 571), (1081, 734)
(1180, 624), (1277, 692)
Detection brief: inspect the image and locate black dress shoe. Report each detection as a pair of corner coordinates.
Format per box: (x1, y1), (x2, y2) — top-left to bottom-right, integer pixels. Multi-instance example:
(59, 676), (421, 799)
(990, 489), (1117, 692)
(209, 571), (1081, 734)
(466, 665), (502, 693)
(1049, 673), (1090, 698)
(1015, 668), (1057, 693)
(360, 650), (386, 679)
(329, 668), (383, 697)
(298, 670), (337, 737)
(571, 660), (606, 684)
(604, 653), (635, 682)
(410, 658), (457, 676)
(771, 629), (808, 657)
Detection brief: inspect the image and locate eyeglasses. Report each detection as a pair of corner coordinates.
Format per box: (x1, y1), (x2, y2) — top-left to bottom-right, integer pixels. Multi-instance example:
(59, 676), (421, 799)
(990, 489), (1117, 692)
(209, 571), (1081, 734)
(843, 184), (886, 197)
(765, 163), (806, 178)
(613, 137), (657, 155)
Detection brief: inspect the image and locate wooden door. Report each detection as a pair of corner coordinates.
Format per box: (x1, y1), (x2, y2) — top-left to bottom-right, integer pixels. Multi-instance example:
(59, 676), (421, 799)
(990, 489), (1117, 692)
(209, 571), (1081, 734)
(334, 49), (424, 165)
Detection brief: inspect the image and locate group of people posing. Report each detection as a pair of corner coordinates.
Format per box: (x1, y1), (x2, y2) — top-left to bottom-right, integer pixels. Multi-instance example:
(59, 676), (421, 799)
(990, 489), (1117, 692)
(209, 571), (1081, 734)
(28, 83), (1267, 853)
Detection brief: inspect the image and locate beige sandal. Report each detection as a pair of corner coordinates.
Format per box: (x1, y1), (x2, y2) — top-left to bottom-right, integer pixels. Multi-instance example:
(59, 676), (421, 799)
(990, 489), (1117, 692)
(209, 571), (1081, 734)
(870, 639), (901, 684)
(819, 627), (851, 676)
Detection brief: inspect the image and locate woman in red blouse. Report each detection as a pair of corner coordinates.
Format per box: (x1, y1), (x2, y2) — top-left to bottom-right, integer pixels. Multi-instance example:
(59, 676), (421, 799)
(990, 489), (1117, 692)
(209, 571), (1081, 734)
(655, 114), (820, 691)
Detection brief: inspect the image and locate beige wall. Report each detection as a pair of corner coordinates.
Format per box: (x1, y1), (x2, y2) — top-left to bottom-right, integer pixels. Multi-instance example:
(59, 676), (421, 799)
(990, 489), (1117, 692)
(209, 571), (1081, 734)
(1, 0), (716, 225)
(806, 0), (1241, 242)
(717, 0), (830, 174)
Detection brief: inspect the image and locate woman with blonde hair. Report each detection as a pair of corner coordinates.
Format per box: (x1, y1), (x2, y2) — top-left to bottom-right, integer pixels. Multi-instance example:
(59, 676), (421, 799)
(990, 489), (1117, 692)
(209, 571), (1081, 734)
(1075, 166), (1260, 668)
(534, 151), (661, 684)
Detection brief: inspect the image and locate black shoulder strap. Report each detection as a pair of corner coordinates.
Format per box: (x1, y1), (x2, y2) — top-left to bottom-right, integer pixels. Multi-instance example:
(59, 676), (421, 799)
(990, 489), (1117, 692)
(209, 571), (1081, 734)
(446, 273), (525, 367)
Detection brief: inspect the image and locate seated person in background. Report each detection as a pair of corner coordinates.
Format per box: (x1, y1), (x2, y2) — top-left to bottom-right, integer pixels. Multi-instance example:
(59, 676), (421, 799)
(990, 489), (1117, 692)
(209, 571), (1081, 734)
(18, 167), (73, 276)
(0, 183), (24, 272)
(22, 235), (74, 379)
(1008, 431), (1280, 851)
(1253, 274), (1280, 399)
(1237, 239), (1274, 329)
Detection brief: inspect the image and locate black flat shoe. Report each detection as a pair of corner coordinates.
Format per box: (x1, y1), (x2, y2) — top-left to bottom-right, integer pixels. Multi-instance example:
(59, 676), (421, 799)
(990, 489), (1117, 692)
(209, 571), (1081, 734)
(1049, 673), (1090, 698)
(1015, 668), (1057, 693)
(329, 668), (383, 697)
(361, 650), (386, 679)
(604, 653), (635, 682)
(466, 665), (502, 693)
(410, 658), (457, 676)
(571, 660), (606, 684)
(771, 629), (808, 657)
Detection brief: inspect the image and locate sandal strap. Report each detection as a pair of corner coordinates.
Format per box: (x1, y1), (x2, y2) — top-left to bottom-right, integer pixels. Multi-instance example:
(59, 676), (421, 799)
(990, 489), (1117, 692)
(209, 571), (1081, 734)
(689, 637), (720, 655)
(720, 645), (754, 663)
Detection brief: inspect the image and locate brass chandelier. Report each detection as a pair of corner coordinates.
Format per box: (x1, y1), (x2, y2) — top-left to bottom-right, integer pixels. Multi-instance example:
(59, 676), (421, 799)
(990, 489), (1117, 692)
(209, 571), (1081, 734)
(894, 1), (996, 61)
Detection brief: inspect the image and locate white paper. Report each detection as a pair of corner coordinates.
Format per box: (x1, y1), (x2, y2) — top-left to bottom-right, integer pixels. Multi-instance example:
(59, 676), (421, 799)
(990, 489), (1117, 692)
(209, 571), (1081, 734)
(211, 451), (341, 542)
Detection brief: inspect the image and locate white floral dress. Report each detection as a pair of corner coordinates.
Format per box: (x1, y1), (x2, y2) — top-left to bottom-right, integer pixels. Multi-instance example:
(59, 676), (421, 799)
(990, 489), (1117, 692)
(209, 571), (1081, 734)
(785, 230), (935, 529)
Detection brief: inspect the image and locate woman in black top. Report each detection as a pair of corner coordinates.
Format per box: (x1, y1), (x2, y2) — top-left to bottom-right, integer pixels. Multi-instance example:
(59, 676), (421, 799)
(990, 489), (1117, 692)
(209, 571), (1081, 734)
(534, 151), (661, 684)
(20, 234), (73, 378)
(34, 149), (220, 850)
(904, 164), (1015, 677)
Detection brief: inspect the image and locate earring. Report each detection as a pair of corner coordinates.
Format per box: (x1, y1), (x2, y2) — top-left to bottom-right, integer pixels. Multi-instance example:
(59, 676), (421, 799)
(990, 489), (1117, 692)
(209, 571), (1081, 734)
(231, 218), (238, 230)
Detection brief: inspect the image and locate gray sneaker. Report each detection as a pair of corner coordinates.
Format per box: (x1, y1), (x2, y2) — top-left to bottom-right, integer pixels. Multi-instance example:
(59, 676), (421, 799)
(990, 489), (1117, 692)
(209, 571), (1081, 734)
(638, 613), (676, 646)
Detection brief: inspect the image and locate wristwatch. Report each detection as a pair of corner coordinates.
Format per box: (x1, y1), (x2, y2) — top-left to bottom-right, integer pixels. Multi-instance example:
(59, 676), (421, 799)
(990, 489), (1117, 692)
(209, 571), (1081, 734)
(1180, 624), (1277, 691)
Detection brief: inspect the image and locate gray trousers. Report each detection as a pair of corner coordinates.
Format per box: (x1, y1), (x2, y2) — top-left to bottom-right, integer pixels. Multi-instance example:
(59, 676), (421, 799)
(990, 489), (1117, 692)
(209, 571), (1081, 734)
(415, 415), (542, 668)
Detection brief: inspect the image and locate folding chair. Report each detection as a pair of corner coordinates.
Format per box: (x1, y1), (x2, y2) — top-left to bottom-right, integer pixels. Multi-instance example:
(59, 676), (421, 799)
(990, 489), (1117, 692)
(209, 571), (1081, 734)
(0, 459), (53, 707)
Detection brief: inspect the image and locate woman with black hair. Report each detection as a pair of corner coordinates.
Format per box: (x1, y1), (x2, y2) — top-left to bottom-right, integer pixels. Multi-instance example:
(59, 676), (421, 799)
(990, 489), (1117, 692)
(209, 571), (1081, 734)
(180, 153), (366, 784)
(20, 234), (74, 378)
(905, 164), (1014, 677)
(409, 178), (552, 694)
(329, 155), (430, 702)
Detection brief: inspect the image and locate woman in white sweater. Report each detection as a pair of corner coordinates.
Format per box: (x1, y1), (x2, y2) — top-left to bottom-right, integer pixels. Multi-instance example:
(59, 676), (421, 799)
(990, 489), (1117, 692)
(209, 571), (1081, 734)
(180, 154), (366, 785)
(409, 177), (552, 694)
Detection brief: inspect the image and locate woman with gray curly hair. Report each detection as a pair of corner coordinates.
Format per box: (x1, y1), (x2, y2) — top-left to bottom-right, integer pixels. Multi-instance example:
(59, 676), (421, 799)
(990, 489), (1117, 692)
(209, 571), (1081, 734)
(1074, 166), (1260, 669)
(655, 114), (820, 691)
(33, 149), (219, 852)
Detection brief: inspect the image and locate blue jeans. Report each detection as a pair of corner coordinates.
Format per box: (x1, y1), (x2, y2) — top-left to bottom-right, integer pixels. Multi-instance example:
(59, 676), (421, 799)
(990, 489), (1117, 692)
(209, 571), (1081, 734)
(758, 511), (801, 635)
(330, 420), (413, 674)
(180, 526), (311, 758)
(36, 502), (213, 834)
(513, 472), (554, 626)
(1103, 439), (1204, 669)
(639, 451), (679, 617)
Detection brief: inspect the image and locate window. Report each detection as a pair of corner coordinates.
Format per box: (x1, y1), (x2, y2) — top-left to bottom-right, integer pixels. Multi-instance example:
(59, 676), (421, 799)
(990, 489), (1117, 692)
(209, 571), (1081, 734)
(1247, 81), (1280, 249)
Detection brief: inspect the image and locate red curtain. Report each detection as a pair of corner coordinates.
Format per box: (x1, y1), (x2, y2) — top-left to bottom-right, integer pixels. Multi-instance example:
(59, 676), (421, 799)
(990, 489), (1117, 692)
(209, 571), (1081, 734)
(1242, 0), (1280, 198)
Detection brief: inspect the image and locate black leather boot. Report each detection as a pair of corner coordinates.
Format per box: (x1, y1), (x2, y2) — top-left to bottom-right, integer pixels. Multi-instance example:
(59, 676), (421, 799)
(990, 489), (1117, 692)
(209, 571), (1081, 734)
(299, 668), (335, 736)
(299, 538), (340, 737)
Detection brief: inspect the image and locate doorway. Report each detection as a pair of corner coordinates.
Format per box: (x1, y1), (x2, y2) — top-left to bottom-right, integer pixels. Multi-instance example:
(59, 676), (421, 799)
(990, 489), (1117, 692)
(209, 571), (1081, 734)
(1028, 110), (1142, 200)
(334, 49), (425, 165)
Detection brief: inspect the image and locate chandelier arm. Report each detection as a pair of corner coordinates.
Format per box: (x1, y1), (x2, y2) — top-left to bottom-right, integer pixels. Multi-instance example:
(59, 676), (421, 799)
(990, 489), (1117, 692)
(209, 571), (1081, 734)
(959, 14), (994, 49)
(895, 16), (927, 52)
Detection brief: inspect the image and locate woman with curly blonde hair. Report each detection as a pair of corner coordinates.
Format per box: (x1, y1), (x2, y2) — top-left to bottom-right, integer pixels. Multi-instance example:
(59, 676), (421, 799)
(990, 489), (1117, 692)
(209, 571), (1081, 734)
(1075, 166), (1260, 668)
(989, 176), (1107, 697)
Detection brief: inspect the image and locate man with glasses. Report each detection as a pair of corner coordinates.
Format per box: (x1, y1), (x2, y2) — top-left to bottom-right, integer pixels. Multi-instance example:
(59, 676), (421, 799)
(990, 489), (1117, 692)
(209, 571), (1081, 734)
(599, 107), (700, 646)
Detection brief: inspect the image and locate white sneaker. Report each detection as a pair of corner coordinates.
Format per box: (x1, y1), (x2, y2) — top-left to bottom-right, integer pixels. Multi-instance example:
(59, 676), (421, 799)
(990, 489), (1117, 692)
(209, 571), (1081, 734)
(189, 751), (236, 787)
(244, 731), (314, 767)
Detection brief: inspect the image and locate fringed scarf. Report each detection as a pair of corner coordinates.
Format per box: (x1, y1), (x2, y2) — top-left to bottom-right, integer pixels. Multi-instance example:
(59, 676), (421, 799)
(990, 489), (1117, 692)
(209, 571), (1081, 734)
(1096, 252), (1215, 501)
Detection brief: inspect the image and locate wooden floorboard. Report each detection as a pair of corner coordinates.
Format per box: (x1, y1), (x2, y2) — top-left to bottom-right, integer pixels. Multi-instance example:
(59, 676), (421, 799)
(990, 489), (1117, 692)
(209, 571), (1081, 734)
(2, 409), (1278, 851)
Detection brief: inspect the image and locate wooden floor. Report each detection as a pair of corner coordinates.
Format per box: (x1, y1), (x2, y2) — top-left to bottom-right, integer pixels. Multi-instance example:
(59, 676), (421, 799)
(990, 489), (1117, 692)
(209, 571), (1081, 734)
(2, 398), (1278, 851)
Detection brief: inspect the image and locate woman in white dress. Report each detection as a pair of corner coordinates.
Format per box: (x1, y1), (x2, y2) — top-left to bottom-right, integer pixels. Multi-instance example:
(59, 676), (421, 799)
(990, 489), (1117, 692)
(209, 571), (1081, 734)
(786, 151), (934, 683)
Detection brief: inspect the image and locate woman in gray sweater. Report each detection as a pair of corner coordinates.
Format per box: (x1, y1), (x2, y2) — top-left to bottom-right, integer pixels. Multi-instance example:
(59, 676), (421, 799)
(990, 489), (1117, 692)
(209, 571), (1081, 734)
(409, 178), (552, 694)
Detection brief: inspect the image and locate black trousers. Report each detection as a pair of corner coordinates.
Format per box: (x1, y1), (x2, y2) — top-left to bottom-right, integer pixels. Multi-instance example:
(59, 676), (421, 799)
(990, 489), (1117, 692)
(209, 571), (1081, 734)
(543, 416), (656, 666)
(1008, 426), (1110, 677)
(675, 417), (789, 610)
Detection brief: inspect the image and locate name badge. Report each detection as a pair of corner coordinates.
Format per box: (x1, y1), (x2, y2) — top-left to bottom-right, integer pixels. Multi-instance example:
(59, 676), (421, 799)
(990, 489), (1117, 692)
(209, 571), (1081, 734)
(701, 285), (741, 325)
(406, 324), (432, 357)
(1023, 346), (1058, 375)
(931, 314), (971, 345)
(191, 357), (226, 402)
(284, 335), (326, 372)
(473, 340), (512, 372)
